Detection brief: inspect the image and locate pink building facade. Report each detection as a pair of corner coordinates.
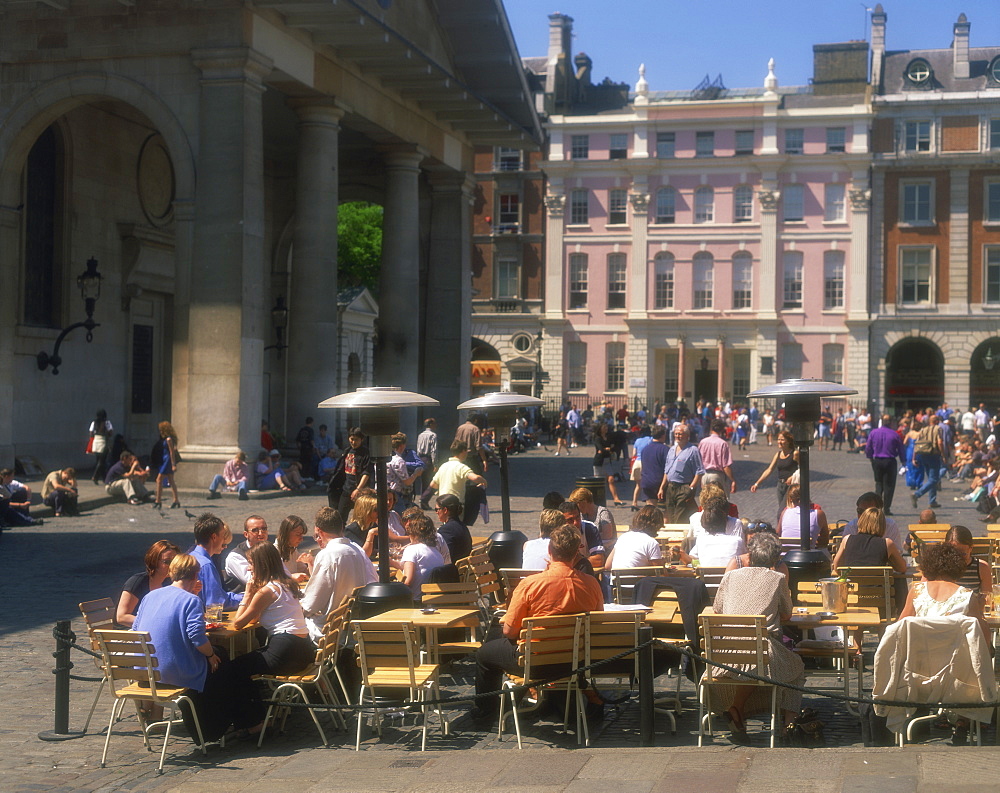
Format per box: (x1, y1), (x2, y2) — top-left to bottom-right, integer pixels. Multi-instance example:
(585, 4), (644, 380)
(538, 18), (872, 409)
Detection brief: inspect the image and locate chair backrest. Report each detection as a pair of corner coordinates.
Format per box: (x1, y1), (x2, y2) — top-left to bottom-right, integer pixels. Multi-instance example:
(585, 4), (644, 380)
(498, 568), (541, 601)
(456, 552), (502, 606)
(609, 567), (663, 605)
(695, 566), (728, 597)
(700, 614), (769, 677)
(585, 611), (643, 676)
(517, 613), (584, 683)
(352, 622), (421, 688)
(420, 581), (480, 609)
(92, 628), (166, 697)
(79, 597), (117, 670)
(829, 566), (895, 618)
(908, 526), (950, 544)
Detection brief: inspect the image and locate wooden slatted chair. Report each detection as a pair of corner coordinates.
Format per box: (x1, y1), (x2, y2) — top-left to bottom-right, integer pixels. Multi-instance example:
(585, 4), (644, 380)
(92, 628), (208, 774)
(78, 597), (117, 734)
(456, 551), (503, 613)
(499, 613), (587, 749)
(352, 621), (445, 751)
(645, 586), (688, 729)
(584, 611), (644, 744)
(694, 566), (728, 599)
(498, 568), (541, 603)
(609, 566), (664, 605)
(908, 525), (951, 562)
(420, 581), (484, 659)
(254, 600), (351, 747)
(697, 614), (778, 747)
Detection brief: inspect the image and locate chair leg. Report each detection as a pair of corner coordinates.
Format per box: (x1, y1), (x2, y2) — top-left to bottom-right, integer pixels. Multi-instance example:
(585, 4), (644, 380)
(577, 687), (590, 747)
(157, 711), (173, 774)
(769, 686), (778, 749)
(100, 697), (127, 768)
(81, 677), (107, 735)
(174, 696), (207, 756)
(298, 687), (329, 748)
(355, 685), (367, 751)
(417, 688), (427, 752)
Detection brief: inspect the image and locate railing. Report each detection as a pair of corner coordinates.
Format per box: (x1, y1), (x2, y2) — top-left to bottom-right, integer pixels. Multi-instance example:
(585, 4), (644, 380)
(491, 223), (521, 235)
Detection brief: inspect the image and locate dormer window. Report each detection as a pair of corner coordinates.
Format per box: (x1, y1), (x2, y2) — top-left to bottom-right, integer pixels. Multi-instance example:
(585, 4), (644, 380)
(989, 56), (1000, 85)
(905, 59), (931, 85)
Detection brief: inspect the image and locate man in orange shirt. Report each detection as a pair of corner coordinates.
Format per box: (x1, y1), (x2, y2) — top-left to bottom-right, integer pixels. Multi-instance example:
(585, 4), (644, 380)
(470, 524), (603, 719)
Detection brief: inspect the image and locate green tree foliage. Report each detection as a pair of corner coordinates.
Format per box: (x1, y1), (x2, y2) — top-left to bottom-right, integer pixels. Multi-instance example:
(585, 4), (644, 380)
(337, 201), (383, 294)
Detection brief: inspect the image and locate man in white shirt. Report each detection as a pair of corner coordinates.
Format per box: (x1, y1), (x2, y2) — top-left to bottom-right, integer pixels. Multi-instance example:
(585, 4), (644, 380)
(521, 508), (566, 570)
(223, 515), (269, 590)
(301, 506), (377, 696)
(839, 491), (902, 548)
(975, 404), (990, 442)
(606, 506), (664, 569)
(961, 409), (977, 438)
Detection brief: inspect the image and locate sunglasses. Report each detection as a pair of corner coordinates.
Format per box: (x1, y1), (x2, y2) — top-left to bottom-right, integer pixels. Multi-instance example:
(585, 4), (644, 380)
(746, 521), (772, 532)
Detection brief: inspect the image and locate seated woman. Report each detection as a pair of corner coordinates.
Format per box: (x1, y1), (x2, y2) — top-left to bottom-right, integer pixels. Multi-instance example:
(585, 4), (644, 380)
(712, 533), (805, 741)
(392, 513), (444, 602)
(255, 450), (291, 492)
(282, 460), (307, 490)
(208, 451), (249, 500)
(433, 493), (472, 563)
(946, 525), (993, 596)
(684, 499), (747, 568)
(116, 539), (180, 627)
(777, 484), (829, 551)
(400, 505), (451, 564)
(348, 490), (408, 558)
(832, 507), (906, 574)
(687, 483), (743, 539)
(132, 554), (236, 740)
(43, 467), (79, 517)
(725, 521), (789, 579)
(569, 486), (618, 555)
(606, 505), (664, 569)
(275, 514), (310, 582)
(231, 543), (316, 732)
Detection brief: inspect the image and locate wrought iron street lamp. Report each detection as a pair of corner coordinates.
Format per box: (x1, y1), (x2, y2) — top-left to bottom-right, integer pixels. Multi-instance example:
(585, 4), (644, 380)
(264, 295), (289, 358)
(37, 257), (102, 375)
(318, 387), (439, 609)
(747, 378), (857, 581)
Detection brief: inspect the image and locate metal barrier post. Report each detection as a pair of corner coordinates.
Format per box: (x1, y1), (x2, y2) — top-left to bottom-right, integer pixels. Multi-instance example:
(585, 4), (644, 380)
(38, 619), (85, 741)
(638, 626), (654, 746)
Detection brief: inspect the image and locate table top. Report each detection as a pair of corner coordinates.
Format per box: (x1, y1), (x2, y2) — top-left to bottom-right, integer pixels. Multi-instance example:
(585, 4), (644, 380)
(353, 607), (480, 628)
(698, 605), (882, 628)
(207, 615), (256, 636)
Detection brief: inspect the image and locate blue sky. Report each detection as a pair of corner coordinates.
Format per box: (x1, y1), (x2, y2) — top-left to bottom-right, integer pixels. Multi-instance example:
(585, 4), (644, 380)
(501, 1), (1000, 91)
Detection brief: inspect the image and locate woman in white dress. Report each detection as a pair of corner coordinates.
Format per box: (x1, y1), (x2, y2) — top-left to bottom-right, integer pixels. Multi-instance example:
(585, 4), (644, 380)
(899, 542), (986, 634)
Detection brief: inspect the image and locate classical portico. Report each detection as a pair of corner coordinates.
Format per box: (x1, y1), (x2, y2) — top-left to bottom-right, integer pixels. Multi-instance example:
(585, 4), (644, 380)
(0, 0), (540, 476)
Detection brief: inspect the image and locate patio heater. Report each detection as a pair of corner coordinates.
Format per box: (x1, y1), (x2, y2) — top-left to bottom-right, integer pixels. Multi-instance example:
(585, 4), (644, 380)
(457, 391), (543, 569)
(747, 378), (857, 591)
(318, 386), (439, 615)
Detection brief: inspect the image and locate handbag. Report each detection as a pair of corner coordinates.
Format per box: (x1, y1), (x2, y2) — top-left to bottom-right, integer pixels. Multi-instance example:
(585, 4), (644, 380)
(85, 436), (94, 454)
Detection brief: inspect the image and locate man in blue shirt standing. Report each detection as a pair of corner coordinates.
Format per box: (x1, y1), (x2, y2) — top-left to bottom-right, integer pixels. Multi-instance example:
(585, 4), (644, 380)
(865, 415), (905, 516)
(191, 513), (242, 611)
(658, 425), (705, 521)
(639, 426), (669, 506)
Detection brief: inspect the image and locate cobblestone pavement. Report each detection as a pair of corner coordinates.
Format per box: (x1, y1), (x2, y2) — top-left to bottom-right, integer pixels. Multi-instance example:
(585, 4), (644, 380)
(2, 440), (996, 791)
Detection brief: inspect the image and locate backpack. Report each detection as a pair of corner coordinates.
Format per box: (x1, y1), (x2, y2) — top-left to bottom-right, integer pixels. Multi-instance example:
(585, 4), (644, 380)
(914, 425), (939, 455)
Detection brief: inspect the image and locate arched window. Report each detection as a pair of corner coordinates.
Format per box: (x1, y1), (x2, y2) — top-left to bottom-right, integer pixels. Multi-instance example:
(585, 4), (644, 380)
(655, 187), (675, 224)
(693, 252), (714, 309)
(694, 186), (714, 223)
(23, 124), (64, 327)
(653, 253), (674, 309)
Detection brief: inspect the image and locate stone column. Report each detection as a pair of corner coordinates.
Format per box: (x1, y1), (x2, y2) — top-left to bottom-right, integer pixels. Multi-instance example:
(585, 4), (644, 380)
(676, 335), (686, 403)
(376, 147), (424, 391)
(424, 170), (475, 446)
(949, 169), (970, 312)
(181, 48), (271, 483)
(287, 100), (345, 429)
(758, 188), (779, 318)
(0, 205), (19, 463)
(847, 186), (871, 320)
(717, 337), (726, 403)
(628, 189), (649, 317)
(543, 184), (565, 319)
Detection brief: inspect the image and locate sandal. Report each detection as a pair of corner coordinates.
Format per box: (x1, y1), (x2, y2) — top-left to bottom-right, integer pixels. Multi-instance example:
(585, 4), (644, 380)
(725, 706), (746, 734)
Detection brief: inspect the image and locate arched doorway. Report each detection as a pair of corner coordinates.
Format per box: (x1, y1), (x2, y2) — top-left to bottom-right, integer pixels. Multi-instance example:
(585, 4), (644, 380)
(470, 338), (501, 395)
(885, 337), (944, 413)
(970, 338), (1000, 408)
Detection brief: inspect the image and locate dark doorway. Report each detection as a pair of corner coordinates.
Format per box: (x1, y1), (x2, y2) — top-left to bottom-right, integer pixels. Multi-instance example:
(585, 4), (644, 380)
(694, 370), (718, 405)
(885, 338), (944, 413)
(970, 339), (1000, 409)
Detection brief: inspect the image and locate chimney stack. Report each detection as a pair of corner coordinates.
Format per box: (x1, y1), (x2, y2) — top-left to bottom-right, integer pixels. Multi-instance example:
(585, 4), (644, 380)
(870, 4), (886, 88)
(953, 13), (970, 79)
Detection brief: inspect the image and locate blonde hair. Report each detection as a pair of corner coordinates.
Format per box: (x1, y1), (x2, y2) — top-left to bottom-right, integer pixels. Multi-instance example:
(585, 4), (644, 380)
(568, 487), (594, 505)
(699, 482), (726, 507)
(856, 508), (886, 537)
(538, 508), (567, 538)
(352, 492), (378, 526)
(168, 553), (200, 582)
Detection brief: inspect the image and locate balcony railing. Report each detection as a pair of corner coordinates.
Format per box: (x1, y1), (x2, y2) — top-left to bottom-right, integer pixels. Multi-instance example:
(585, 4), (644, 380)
(493, 159), (523, 172)
(492, 223), (521, 235)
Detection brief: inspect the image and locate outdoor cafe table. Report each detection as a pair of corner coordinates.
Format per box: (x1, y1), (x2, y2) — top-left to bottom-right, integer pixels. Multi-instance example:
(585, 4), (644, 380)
(352, 608), (481, 663)
(208, 614), (257, 658)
